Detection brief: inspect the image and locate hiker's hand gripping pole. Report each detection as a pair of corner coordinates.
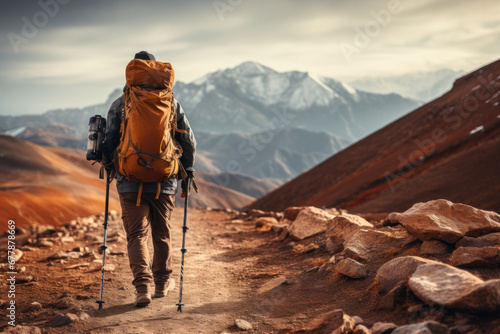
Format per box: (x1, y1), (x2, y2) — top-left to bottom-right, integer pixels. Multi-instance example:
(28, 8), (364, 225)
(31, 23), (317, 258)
(96, 169), (112, 311)
(177, 176), (192, 313)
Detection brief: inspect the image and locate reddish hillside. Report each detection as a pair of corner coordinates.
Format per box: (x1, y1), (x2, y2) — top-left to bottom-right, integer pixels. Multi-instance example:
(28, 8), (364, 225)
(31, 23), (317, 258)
(249, 59), (500, 213)
(0, 136), (254, 233)
(0, 135), (121, 232)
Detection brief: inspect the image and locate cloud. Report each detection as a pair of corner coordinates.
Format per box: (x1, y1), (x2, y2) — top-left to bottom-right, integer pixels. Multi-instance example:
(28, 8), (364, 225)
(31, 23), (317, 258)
(0, 0), (499, 115)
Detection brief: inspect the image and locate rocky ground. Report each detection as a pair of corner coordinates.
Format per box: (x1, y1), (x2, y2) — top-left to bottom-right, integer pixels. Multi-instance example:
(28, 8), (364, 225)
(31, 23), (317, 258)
(1, 199), (500, 333)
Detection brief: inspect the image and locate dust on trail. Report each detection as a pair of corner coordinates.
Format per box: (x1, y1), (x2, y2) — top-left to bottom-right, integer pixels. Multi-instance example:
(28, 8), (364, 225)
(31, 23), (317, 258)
(82, 209), (261, 334)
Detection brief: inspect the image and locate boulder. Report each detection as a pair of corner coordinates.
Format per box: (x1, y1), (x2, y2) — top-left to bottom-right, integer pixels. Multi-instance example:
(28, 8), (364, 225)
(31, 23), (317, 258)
(283, 207), (304, 221)
(326, 214), (373, 244)
(386, 200), (500, 243)
(335, 258), (367, 279)
(304, 309), (355, 334)
(420, 240), (451, 255)
(392, 321), (449, 334)
(325, 238), (342, 254)
(376, 256), (442, 292)
(342, 227), (417, 262)
(289, 207), (335, 240)
(479, 232), (500, 245)
(408, 263), (500, 312)
(450, 246), (500, 267)
(455, 236), (492, 248)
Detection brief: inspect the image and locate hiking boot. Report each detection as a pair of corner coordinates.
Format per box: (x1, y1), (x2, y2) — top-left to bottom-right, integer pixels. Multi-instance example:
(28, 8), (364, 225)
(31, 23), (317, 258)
(135, 285), (151, 307)
(153, 278), (175, 298)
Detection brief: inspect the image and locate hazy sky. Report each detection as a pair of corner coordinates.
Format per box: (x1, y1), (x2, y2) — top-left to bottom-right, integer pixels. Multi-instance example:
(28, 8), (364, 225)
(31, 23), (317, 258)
(1, 0), (499, 115)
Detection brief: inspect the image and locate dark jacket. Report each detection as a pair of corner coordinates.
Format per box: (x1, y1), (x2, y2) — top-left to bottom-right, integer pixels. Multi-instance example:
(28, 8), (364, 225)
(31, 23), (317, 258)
(102, 95), (196, 195)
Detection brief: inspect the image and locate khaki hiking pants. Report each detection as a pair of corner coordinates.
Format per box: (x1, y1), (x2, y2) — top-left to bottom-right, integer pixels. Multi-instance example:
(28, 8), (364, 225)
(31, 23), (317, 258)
(119, 192), (175, 289)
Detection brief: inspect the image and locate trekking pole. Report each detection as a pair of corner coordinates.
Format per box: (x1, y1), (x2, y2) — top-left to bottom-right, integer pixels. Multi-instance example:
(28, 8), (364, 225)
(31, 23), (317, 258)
(96, 169), (112, 311)
(177, 177), (192, 313)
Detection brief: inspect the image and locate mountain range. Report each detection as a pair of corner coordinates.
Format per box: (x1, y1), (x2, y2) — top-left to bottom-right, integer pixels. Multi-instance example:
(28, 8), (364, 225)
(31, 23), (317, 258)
(249, 59), (500, 213)
(350, 69), (465, 102)
(174, 61), (420, 141)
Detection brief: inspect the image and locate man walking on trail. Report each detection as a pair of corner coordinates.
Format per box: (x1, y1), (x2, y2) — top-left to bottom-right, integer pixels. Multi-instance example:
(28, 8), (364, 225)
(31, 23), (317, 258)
(102, 51), (196, 307)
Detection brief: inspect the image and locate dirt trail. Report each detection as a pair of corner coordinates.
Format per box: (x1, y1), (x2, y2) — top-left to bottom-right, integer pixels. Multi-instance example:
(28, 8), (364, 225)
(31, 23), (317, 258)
(86, 209), (264, 333)
(7, 208), (312, 333)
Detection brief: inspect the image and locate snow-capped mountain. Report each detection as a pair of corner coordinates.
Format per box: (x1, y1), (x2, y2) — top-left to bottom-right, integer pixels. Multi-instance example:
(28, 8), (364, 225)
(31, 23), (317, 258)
(350, 69), (465, 102)
(173, 61), (420, 141)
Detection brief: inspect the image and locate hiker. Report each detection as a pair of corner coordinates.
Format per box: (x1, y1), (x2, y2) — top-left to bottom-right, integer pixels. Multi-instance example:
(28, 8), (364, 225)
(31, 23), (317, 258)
(101, 51), (196, 307)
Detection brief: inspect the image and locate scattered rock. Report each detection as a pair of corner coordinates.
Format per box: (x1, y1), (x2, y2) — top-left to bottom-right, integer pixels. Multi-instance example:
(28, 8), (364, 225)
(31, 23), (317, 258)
(37, 240), (54, 248)
(104, 264), (116, 272)
(12, 249), (24, 262)
(353, 324), (371, 334)
(342, 227), (417, 262)
(371, 322), (398, 334)
(408, 263), (500, 312)
(16, 274), (35, 284)
(450, 246), (500, 267)
(248, 209), (272, 219)
(64, 263), (90, 270)
(376, 281), (407, 311)
(60, 236), (75, 243)
(301, 243), (320, 254)
(271, 224), (289, 234)
(2, 325), (42, 333)
(455, 236), (493, 248)
(53, 296), (77, 309)
(289, 207), (336, 240)
(78, 311), (90, 321)
(327, 213), (373, 244)
(420, 240), (451, 255)
(52, 313), (79, 327)
(234, 319), (253, 331)
(47, 252), (82, 261)
(392, 321), (449, 334)
(335, 258), (367, 279)
(352, 316), (364, 325)
(258, 276), (289, 293)
(304, 309), (355, 334)
(255, 217), (279, 228)
(28, 301), (43, 311)
(230, 219), (244, 224)
(283, 206), (304, 221)
(376, 256), (442, 292)
(386, 200), (500, 243)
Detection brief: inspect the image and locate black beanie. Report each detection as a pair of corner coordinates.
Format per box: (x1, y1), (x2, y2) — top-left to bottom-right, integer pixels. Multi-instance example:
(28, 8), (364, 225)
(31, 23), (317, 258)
(134, 51), (156, 61)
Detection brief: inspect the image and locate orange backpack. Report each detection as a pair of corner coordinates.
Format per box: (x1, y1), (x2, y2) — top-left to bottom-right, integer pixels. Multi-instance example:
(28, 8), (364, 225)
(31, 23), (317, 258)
(116, 59), (184, 204)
